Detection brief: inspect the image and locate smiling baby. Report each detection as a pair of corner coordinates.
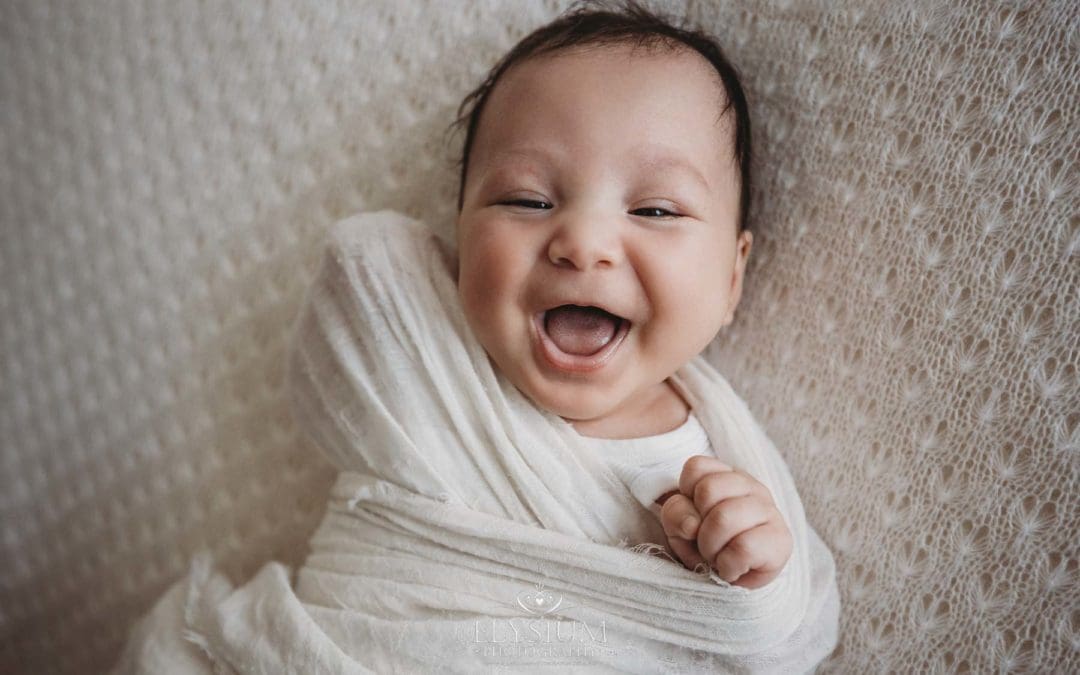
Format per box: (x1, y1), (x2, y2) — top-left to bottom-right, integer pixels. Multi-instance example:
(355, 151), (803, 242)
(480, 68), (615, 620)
(113, 3), (841, 672)
(451, 1), (799, 589)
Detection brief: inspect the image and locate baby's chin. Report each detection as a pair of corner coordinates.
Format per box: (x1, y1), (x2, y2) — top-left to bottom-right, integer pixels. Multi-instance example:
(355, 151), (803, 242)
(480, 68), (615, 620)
(487, 349), (644, 428)
(518, 378), (624, 426)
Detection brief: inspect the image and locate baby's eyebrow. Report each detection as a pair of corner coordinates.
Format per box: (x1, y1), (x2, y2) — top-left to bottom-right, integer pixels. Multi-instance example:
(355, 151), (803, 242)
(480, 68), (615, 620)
(475, 165), (546, 193)
(482, 147), (557, 175)
(633, 151), (711, 192)
(474, 147), (554, 184)
(479, 145), (711, 192)
(490, 146), (558, 164)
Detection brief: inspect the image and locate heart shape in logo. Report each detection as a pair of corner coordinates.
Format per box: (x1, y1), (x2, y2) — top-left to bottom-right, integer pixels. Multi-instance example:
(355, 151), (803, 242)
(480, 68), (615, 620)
(516, 587), (562, 615)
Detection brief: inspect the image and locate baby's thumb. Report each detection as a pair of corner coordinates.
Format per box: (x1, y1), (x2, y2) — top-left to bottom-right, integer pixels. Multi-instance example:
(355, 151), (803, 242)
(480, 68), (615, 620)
(658, 492), (701, 539)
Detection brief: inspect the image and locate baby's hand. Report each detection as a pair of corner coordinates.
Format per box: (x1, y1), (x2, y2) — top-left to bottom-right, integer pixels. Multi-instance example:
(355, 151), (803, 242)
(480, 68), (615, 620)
(656, 456), (792, 589)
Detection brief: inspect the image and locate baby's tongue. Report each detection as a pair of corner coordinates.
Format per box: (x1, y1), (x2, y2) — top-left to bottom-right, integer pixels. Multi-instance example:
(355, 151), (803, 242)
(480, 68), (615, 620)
(544, 305), (619, 355)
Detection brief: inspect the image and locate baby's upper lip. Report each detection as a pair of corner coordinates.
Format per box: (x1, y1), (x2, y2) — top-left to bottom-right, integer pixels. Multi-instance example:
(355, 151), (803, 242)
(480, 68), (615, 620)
(537, 297), (632, 323)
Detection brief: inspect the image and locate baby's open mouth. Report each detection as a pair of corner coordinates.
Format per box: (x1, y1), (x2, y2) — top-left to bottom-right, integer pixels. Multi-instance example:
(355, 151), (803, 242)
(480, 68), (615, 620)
(544, 305), (624, 355)
(534, 305), (631, 373)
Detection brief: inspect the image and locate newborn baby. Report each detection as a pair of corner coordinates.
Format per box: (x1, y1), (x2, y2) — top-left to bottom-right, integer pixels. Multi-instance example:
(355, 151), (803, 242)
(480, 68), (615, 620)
(113, 4), (840, 672)
(452, 6), (790, 589)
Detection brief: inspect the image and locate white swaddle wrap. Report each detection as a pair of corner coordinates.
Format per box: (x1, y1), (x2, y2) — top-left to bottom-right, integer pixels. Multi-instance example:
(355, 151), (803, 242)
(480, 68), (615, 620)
(115, 210), (840, 674)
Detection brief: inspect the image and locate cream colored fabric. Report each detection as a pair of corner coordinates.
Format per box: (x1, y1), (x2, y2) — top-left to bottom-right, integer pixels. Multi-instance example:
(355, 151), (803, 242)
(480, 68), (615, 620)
(112, 210), (841, 673)
(585, 411), (716, 520)
(1, 1), (1076, 673)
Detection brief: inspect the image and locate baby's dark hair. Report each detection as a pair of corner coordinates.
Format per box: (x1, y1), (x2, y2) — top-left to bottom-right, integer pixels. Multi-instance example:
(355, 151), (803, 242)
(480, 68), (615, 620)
(448, 0), (753, 233)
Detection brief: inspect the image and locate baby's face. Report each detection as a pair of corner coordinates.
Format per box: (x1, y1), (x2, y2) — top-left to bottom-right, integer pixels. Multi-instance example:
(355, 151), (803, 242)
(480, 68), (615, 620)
(455, 43), (752, 433)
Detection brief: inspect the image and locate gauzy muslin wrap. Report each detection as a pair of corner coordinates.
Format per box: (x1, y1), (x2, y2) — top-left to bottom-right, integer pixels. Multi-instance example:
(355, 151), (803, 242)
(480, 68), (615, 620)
(114, 210), (840, 674)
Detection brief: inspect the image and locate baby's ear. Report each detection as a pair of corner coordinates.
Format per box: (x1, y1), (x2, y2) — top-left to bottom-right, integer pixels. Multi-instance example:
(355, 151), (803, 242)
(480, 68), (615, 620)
(723, 230), (754, 325)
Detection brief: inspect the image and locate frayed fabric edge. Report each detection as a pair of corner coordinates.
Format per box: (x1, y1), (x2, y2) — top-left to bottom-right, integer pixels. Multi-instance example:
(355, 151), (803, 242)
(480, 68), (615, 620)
(625, 540), (679, 564)
(622, 540), (742, 590)
(180, 550), (238, 675)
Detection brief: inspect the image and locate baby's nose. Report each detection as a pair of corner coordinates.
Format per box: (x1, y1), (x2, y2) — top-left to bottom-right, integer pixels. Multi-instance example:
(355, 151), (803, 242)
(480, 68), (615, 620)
(546, 216), (620, 270)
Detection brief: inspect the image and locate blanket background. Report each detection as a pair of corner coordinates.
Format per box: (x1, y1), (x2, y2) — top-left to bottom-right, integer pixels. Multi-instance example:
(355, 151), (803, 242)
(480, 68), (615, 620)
(1, 0), (1076, 672)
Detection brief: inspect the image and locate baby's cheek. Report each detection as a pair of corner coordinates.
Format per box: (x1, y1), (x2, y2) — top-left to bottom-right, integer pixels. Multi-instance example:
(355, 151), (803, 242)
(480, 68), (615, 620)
(461, 255), (507, 313)
(462, 227), (507, 282)
(459, 272), (498, 343)
(459, 237), (523, 335)
(648, 258), (730, 355)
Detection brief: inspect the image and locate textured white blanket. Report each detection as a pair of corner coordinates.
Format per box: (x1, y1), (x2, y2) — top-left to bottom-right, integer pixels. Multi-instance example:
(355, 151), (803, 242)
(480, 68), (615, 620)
(114, 210), (839, 673)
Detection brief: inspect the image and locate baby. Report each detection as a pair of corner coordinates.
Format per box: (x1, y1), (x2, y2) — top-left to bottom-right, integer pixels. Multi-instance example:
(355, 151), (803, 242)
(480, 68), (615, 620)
(450, 1), (792, 589)
(111, 4), (837, 671)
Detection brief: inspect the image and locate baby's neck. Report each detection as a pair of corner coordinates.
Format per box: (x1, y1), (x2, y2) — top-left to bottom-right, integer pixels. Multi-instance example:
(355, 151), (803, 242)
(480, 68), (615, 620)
(569, 380), (690, 440)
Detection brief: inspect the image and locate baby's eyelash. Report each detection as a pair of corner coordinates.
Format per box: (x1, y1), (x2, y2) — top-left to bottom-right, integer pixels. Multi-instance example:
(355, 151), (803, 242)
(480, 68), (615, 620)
(500, 200), (682, 220)
(503, 199), (552, 210)
(631, 207), (681, 218)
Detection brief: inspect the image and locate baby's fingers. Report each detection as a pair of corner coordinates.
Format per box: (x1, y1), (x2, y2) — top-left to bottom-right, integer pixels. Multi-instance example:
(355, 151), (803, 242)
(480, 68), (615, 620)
(678, 455), (734, 498)
(696, 495), (771, 565)
(667, 534), (706, 573)
(712, 523), (788, 588)
(658, 492), (701, 539)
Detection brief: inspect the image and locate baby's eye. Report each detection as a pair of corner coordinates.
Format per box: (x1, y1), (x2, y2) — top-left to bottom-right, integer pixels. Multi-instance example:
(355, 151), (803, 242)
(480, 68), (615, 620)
(502, 199), (552, 210)
(631, 207), (681, 218)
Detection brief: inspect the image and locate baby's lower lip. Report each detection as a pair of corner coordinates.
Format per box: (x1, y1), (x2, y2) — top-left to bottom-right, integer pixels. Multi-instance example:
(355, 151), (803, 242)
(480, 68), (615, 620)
(531, 311), (630, 374)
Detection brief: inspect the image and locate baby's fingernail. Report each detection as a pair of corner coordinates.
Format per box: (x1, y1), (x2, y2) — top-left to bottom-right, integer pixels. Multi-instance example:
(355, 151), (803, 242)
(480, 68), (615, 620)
(680, 516), (698, 537)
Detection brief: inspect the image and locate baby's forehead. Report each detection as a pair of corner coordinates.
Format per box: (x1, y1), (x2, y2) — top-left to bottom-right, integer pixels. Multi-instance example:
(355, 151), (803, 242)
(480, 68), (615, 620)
(513, 43), (729, 110)
(482, 44), (734, 150)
